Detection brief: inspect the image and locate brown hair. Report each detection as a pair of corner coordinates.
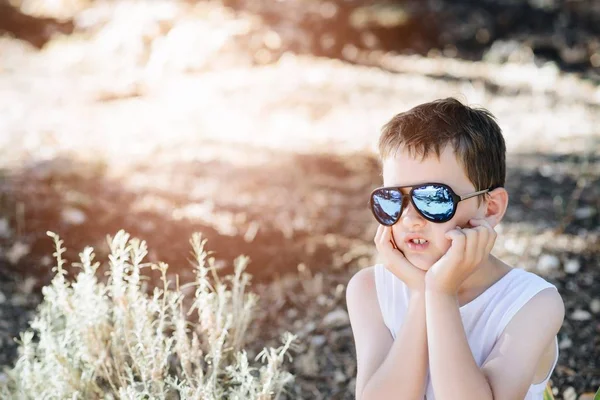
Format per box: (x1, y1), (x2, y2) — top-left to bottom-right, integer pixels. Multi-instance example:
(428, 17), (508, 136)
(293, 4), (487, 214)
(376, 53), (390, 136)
(378, 98), (506, 200)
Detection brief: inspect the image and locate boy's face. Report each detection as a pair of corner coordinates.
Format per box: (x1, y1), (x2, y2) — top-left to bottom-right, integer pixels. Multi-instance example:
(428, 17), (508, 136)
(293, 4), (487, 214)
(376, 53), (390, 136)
(382, 144), (487, 271)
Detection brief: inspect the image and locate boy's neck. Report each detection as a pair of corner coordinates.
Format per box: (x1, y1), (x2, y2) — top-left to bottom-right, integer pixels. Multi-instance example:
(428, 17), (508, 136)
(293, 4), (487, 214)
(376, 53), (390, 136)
(457, 255), (512, 297)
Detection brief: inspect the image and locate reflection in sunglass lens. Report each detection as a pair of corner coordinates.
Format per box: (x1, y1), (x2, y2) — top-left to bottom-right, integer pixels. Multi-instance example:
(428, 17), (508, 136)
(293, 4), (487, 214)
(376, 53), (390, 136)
(372, 189), (402, 225)
(412, 184), (454, 222)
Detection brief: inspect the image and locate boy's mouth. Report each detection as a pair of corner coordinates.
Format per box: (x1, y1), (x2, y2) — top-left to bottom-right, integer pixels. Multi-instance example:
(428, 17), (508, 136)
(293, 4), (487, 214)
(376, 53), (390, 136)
(404, 234), (430, 251)
(406, 238), (429, 251)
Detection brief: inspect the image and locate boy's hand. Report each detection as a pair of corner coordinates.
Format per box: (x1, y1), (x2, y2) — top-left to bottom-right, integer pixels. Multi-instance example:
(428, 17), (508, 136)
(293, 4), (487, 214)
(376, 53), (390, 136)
(425, 218), (496, 295)
(375, 225), (426, 293)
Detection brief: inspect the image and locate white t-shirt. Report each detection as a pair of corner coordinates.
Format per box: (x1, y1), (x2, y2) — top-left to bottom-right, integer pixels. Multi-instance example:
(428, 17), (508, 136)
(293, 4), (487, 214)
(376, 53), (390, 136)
(373, 264), (559, 400)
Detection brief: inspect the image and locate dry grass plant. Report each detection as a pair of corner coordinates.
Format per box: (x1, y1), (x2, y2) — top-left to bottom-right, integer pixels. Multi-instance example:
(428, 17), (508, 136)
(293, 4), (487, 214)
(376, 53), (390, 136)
(1, 230), (296, 399)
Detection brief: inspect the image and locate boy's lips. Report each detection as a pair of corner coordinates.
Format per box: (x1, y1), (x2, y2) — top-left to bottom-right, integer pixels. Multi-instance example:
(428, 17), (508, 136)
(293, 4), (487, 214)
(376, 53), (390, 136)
(403, 233), (430, 251)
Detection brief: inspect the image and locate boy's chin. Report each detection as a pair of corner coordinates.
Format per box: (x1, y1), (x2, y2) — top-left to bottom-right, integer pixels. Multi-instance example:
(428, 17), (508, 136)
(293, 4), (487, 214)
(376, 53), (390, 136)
(406, 254), (436, 271)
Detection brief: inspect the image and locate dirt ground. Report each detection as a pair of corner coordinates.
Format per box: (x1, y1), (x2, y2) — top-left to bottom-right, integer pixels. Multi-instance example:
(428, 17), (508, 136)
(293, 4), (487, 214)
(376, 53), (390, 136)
(0, 0), (599, 399)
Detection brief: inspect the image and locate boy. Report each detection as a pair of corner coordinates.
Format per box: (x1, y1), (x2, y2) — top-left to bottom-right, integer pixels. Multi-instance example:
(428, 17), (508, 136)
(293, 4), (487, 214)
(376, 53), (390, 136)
(346, 98), (565, 400)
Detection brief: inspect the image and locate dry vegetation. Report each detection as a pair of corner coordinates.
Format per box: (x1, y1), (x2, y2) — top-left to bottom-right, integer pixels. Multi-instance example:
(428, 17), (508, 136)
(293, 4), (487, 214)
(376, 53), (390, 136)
(2, 230), (297, 399)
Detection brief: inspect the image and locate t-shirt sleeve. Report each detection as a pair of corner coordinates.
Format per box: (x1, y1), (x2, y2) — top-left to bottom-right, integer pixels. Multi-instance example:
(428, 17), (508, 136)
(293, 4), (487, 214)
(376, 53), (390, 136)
(496, 274), (559, 338)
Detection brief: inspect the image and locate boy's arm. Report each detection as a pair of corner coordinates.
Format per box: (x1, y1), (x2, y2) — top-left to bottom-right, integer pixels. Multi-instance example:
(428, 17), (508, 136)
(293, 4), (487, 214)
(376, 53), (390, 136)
(426, 287), (564, 400)
(346, 267), (428, 400)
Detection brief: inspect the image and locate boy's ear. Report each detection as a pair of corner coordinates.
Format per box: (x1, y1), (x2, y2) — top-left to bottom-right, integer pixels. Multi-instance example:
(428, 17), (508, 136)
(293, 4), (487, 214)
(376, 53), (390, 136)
(484, 187), (509, 227)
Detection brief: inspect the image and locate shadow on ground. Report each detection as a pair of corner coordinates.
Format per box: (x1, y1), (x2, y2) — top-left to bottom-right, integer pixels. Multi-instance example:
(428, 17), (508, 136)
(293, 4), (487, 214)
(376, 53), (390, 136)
(1, 147), (598, 284)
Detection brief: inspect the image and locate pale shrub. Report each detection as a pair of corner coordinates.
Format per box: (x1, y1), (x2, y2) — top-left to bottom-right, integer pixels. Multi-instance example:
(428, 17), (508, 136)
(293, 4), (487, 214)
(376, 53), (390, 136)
(1, 230), (296, 399)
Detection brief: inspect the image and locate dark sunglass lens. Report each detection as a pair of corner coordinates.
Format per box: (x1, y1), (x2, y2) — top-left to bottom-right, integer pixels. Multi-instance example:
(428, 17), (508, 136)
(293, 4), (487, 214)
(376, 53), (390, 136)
(372, 189), (402, 225)
(412, 184), (454, 222)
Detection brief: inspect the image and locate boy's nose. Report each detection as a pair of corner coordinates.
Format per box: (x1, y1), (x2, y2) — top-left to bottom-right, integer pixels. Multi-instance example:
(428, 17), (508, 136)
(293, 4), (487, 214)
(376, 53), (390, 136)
(401, 200), (426, 229)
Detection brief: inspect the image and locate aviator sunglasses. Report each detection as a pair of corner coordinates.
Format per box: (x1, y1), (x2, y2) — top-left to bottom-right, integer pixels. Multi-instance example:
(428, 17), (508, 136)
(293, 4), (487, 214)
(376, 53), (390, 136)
(370, 182), (493, 226)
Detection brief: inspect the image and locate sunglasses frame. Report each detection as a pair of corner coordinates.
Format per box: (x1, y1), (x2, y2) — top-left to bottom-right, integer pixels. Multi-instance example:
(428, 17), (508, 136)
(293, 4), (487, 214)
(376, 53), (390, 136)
(369, 182), (491, 225)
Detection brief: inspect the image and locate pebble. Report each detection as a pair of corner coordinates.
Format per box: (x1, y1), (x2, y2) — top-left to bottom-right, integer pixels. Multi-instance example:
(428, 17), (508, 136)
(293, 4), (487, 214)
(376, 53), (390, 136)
(297, 321), (316, 338)
(20, 276), (37, 295)
(61, 207), (87, 225)
(333, 369), (346, 383)
(322, 308), (349, 329)
(590, 298), (600, 314)
(559, 336), (572, 350)
(537, 254), (560, 274)
(574, 206), (596, 219)
(503, 237), (526, 255)
(563, 259), (580, 274)
(316, 294), (328, 306)
(563, 386), (577, 400)
(571, 309), (592, 321)
(310, 335), (327, 348)
(11, 294), (29, 308)
(0, 291), (5, 305)
(6, 242), (30, 265)
(0, 218), (11, 238)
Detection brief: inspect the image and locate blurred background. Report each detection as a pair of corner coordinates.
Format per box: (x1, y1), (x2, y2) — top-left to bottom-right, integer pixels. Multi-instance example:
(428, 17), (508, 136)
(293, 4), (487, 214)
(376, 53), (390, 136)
(0, 0), (599, 398)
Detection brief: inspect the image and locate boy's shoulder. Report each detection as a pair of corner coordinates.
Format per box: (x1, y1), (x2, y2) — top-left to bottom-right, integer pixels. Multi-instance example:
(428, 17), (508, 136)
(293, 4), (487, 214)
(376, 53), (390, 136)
(346, 265), (391, 335)
(346, 265), (385, 310)
(346, 265), (377, 293)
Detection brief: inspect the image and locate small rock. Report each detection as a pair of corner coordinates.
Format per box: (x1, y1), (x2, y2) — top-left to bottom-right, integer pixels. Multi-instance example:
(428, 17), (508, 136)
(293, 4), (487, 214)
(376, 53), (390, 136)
(11, 294), (29, 307)
(571, 309), (592, 321)
(20, 276), (37, 295)
(310, 335), (327, 348)
(590, 298), (600, 314)
(322, 308), (349, 329)
(348, 378), (356, 395)
(563, 386), (577, 400)
(296, 348), (319, 375)
(6, 241), (30, 264)
(559, 336), (572, 350)
(537, 254), (560, 274)
(563, 259), (580, 274)
(0, 290), (5, 305)
(286, 308), (298, 319)
(574, 206), (596, 219)
(578, 393), (597, 400)
(316, 294), (328, 306)
(333, 369), (347, 384)
(0, 218), (11, 238)
(503, 237), (526, 255)
(297, 321), (316, 338)
(40, 255), (53, 267)
(61, 207), (86, 225)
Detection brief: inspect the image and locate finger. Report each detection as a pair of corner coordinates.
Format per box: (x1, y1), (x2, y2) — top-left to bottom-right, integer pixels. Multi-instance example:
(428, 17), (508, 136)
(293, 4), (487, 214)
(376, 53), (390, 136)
(444, 227), (464, 242)
(484, 228), (497, 256)
(390, 228), (399, 249)
(381, 226), (398, 250)
(473, 226), (490, 261)
(377, 226), (395, 255)
(374, 224), (383, 244)
(469, 218), (494, 230)
(379, 224), (390, 245)
(445, 228), (466, 262)
(463, 227), (480, 265)
(380, 229), (409, 265)
(470, 219), (496, 257)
